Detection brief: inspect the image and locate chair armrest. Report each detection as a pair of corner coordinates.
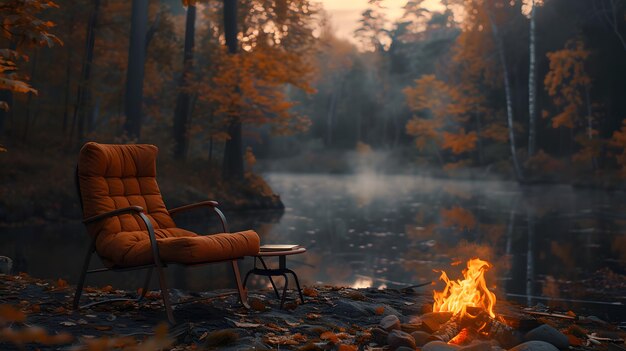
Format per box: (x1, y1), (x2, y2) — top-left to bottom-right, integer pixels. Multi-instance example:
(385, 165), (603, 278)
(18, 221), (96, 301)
(83, 206), (145, 224)
(168, 200), (229, 233)
(168, 201), (219, 216)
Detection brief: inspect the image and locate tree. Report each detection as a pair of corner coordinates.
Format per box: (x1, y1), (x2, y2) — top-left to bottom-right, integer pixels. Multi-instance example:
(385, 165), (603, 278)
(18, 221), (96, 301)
(0, 0), (62, 136)
(210, 0), (318, 180)
(172, 0), (197, 159)
(123, 0), (149, 140)
(544, 39), (599, 167)
(354, 0), (390, 52)
(485, 1), (524, 181)
(71, 0), (100, 145)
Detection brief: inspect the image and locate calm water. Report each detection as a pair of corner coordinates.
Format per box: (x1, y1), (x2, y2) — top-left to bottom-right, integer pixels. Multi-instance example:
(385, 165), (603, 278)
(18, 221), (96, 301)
(1, 173), (625, 321)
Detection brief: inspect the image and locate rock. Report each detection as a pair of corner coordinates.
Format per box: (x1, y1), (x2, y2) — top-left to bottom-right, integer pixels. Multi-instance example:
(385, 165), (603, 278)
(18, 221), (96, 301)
(401, 323), (422, 333)
(334, 299), (370, 318)
(524, 325), (569, 349)
(387, 330), (417, 351)
(0, 256), (13, 274)
(508, 341), (560, 351)
(411, 331), (431, 347)
(420, 312), (453, 333)
(397, 347), (416, 351)
(423, 340), (461, 351)
(380, 315), (401, 332)
(459, 341), (492, 351)
(371, 327), (389, 345)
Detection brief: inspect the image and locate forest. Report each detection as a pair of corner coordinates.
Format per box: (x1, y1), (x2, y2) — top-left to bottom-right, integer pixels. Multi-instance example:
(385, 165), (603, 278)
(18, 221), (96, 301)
(1, 0), (626, 189)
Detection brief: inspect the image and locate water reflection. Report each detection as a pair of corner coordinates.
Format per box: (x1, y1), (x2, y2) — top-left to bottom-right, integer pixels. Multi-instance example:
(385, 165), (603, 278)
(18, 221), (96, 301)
(0, 173), (624, 320)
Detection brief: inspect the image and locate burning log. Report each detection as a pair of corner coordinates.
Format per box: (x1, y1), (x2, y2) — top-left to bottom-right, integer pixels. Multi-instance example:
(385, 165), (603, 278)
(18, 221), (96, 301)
(429, 315), (461, 343)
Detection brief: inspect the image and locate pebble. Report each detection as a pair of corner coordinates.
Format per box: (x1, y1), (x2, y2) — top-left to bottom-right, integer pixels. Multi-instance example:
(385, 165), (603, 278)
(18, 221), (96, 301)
(509, 341), (560, 351)
(411, 331), (431, 346)
(423, 340), (461, 351)
(372, 327), (389, 345)
(388, 330), (417, 351)
(459, 341), (493, 351)
(380, 315), (401, 332)
(524, 325), (569, 349)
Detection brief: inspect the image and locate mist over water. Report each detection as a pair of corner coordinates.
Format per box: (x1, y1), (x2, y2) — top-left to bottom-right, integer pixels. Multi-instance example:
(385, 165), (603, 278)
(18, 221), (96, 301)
(1, 172), (624, 320)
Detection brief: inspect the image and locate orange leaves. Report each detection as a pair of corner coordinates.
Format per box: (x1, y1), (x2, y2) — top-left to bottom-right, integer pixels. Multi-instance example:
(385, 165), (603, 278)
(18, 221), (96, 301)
(0, 305), (26, 323)
(441, 206), (476, 229)
(202, 47), (314, 135)
(610, 119), (626, 176)
(442, 129), (477, 154)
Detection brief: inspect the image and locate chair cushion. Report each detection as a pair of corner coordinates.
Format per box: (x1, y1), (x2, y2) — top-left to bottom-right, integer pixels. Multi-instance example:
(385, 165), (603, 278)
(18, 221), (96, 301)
(96, 227), (260, 267)
(78, 142), (177, 238)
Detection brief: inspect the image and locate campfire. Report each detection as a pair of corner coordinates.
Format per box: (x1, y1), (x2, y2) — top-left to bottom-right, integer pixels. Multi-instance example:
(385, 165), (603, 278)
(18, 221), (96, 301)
(430, 258), (512, 345)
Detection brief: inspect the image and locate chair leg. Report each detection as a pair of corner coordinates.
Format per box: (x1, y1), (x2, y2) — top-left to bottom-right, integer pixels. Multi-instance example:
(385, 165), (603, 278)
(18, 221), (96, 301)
(73, 245), (94, 310)
(156, 265), (175, 324)
(138, 267), (153, 301)
(231, 260), (250, 309)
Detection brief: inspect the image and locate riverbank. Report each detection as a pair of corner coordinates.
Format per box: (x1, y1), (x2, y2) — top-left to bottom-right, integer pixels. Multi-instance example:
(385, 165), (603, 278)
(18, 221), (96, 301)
(0, 147), (283, 226)
(0, 273), (624, 350)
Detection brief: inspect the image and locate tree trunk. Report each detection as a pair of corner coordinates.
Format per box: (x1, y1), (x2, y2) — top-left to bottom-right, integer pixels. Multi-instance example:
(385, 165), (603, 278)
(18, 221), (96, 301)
(71, 0), (100, 145)
(526, 207), (535, 307)
(222, 0), (244, 180)
(326, 87), (338, 147)
(488, 11), (524, 181)
(123, 0), (149, 140)
(22, 50), (39, 142)
(528, 0), (537, 157)
(0, 42), (17, 137)
(173, 4), (196, 159)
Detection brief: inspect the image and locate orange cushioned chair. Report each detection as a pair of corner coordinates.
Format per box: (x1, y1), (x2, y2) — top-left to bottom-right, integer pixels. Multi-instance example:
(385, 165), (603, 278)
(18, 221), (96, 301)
(73, 142), (260, 323)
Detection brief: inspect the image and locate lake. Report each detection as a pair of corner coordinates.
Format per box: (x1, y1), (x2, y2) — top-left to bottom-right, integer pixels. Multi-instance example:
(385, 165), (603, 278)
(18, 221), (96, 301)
(1, 173), (624, 321)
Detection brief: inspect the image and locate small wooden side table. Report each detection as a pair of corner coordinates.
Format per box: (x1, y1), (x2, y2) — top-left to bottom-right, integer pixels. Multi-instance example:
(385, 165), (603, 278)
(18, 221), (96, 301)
(243, 247), (306, 309)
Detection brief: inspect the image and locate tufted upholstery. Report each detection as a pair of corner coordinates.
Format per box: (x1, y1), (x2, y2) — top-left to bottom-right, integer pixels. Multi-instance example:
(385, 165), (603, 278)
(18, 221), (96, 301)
(77, 142), (260, 267)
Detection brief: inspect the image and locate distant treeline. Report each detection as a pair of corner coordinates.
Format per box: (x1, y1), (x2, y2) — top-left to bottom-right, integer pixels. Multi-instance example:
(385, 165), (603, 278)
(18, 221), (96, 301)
(1, 0), (626, 183)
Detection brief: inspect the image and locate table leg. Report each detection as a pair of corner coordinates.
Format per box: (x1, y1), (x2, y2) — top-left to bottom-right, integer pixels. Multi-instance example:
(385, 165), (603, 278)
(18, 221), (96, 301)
(259, 257), (280, 299)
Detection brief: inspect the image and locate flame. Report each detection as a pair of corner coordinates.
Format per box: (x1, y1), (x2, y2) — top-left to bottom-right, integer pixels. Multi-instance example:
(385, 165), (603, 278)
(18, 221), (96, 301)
(433, 258), (496, 319)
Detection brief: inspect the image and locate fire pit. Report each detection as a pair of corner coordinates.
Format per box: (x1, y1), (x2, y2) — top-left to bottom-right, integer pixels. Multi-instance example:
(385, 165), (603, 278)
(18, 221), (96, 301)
(371, 258), (625, 351)
(429, 258), (514, 346)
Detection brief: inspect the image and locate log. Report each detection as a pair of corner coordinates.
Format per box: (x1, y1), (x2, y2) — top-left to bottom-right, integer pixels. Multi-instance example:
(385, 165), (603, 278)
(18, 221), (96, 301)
(429, 315), (461, 342)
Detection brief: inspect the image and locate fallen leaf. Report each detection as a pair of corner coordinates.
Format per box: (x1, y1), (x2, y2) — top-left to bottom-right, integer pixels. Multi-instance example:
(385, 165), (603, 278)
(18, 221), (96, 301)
(303, 287), (319, 297)
(338, 345), (358, 351)
(224, 317), (260, 328)
(94, 325), (112, 331)
(320, 331), (339, 344)
(306, 313), (321, 320)
(374, 306), (385, 315)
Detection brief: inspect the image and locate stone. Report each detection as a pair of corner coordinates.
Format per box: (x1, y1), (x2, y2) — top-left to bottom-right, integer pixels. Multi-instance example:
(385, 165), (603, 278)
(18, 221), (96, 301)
(380, 315), (402, 332)
(0, 256), (13, 274)
(387, 330), (417, 351)
(401, 323), (423, 333)
(508, 341), (560, 351)
(460, 341), (492, 351)
(334, 299), (370, 318)
(371, 327), (389, 345)
(420, 312), (453, 333)
(411, 331), (431, 347)
(524, 324), (569, 349)
(422, 340), (461, 351)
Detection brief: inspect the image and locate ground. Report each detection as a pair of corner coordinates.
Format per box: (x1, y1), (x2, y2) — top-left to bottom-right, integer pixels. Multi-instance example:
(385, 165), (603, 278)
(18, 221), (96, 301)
(0, 274), (624, 350)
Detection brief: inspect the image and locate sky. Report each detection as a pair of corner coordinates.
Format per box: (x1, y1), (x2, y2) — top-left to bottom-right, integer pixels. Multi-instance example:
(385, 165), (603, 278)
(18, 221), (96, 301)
(318, 0), (444, 43)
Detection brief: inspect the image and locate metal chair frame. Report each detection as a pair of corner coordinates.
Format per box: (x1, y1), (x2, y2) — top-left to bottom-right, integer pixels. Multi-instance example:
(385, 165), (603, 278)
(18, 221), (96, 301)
(73, 170), (250, 324)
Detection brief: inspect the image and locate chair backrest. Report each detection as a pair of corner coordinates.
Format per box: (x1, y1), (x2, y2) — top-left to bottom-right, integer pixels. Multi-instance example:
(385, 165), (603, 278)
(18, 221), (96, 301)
(77, 142), (176, 238)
